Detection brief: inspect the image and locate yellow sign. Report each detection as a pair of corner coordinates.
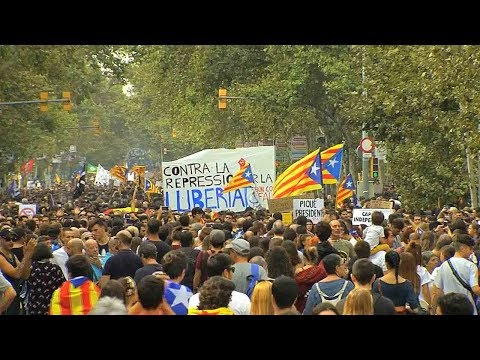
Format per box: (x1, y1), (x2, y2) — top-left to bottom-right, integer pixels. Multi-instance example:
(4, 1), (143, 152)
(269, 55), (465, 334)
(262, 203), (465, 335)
(281, 212), (293, 226)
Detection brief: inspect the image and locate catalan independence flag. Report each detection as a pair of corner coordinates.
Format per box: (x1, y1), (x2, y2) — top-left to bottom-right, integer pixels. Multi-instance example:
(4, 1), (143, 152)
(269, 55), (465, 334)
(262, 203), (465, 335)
(336, 173), (356, 208)
(223, 158), (255, 194)
(145, 179), (160, 193)
(272, 143), (343, 199)
(110, 165), (128, 183)
(49, 277), (100, 315)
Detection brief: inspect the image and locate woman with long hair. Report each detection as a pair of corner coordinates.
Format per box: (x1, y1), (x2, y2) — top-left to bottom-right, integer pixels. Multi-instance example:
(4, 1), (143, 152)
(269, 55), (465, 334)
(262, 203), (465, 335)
(294, 246), (327, 313)
(372, 250), (420, 314)
(250, 280), (274, 315)
(343, 288), (374, 315)
(405, 241), (432, 308)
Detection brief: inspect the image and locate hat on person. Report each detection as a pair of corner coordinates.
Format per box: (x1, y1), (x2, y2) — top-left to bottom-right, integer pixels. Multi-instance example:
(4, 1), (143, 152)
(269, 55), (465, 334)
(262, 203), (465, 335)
(0, 228), (19, 241)
(225, 238), (250, 256)
(210, 229), (226, 247)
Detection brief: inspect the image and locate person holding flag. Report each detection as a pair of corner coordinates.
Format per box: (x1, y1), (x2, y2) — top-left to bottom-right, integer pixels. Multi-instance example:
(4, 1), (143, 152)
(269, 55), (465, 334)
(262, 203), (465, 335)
(73, 164), (86, 199)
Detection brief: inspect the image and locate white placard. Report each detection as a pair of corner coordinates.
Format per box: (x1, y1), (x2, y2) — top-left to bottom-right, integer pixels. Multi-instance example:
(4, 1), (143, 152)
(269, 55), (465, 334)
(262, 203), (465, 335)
(94, 164), (111, 186)
(293, 198), (324, 224)
(19, 204), (36, 217)
(162, 146), (276, 212)
(352, 208), (393, 226)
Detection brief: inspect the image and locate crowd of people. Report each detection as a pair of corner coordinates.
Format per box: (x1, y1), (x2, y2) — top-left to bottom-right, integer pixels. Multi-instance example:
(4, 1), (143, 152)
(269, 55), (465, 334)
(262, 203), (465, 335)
(0, 184), (478, 315)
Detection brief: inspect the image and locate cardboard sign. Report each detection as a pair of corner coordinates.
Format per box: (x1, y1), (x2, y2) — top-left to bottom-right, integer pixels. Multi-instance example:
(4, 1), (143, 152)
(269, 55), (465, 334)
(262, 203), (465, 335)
(163, 146), (276, 212)
(368, 200), (393, 209)
(352, 208), (394, 226)
(292, 198), (324, 224)
(19, 204), (36, 217)
(267, 193), (314, 213)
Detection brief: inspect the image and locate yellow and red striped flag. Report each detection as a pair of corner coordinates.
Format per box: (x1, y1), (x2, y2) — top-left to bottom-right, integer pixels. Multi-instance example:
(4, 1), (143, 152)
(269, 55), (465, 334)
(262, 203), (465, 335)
(223, 158), (255, 193)
(110, 165), (127, 182)
(49, 279), (100, 315)
(336, 173), (356, 208)
(272, 143), (343, 199)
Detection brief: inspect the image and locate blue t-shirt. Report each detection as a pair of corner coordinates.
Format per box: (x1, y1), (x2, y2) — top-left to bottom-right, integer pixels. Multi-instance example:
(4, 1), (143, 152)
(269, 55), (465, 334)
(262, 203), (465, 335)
(164, 281), (192, 315)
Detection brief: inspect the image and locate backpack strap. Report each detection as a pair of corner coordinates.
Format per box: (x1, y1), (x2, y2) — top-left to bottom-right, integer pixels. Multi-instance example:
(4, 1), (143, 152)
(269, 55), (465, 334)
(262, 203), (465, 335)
(316, 281), (348, 301)
(246, 264), (260, 297)
(377, 280), (383, 296)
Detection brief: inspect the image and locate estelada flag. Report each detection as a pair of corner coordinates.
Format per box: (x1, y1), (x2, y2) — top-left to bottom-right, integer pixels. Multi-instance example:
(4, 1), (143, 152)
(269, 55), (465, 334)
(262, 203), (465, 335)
(223, 158), (255, 193)
(20, 159), (35, 175)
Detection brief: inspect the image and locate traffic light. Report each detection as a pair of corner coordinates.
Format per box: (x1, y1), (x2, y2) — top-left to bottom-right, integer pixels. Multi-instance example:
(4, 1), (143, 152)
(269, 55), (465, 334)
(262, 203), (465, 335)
(218, 88), (227, 109)
(163, 147), (168, 155)
(62, 91), (71, 111)
(370, 157), (379, 178)
(40, 91), (48, 112)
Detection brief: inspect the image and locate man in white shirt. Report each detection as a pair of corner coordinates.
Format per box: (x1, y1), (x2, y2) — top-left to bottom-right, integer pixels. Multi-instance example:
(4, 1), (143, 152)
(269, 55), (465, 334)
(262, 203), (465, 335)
(432, 234), (480, 315)
(188, 252), (250, 315)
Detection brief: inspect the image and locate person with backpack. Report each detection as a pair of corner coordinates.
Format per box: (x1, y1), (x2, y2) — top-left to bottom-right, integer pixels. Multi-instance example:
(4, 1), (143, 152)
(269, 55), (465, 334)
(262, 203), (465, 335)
(302, 253), (354, 315)
(226, 238), (268, 297)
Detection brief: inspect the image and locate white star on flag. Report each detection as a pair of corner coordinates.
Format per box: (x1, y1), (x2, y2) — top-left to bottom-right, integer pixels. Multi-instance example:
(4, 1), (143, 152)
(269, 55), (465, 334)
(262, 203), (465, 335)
(328, 158), (338, 168)
(169, 285), (192, 308)
(346, 181), (353, 188)
(244, 171), (251, 178)
(310, 163), (320, 175)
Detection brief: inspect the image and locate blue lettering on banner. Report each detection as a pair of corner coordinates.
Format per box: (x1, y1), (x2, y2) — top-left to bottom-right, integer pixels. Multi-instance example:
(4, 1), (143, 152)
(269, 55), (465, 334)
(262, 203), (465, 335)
(165, 187), (251, 212)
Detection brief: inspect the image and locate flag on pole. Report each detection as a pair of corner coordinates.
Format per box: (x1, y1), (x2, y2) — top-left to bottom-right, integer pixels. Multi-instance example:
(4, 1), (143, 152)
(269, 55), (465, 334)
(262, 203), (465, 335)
(272, 149), (323, 199)
(6, 179), (21, 200)
(336, 173), (356, 208)
(94, 164), (111, 185)
(272, 143), (343, 199)
(131, 165), (146, 190)
(20, 159), (35, 175)
(110, 165), (127, 183)
(223, 158), (255, 194)
(86, 163), (98, 174)
(73, 164), (86, 199)
(145, 179), (160, 193)
(321, 144), (344, 184)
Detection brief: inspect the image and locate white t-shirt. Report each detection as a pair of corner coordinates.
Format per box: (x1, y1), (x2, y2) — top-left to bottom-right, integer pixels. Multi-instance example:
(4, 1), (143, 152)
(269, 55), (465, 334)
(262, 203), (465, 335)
(363, 224), (384, 249)
(417, 265), (433, 304)
(434, 257), (479, 315)
(188, 290), (251, 315)
(370, 251), (387, 272)
(51, 247), (69, 280)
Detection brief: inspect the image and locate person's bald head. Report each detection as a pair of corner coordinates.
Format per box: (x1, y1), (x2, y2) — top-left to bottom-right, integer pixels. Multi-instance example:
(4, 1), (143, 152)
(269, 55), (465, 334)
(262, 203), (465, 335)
(84, 239), (99, 256)
(66, 238), (84, 256)
(273, 220), (285, 236)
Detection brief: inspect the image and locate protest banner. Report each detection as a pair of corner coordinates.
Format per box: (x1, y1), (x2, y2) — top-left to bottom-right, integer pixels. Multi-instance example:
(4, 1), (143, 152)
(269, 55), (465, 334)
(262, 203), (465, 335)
(162, 146), (275, 212)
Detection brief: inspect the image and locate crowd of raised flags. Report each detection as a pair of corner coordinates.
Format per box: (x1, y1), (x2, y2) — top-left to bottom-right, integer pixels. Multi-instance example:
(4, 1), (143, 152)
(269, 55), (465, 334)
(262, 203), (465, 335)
(6, 143), (365, 210)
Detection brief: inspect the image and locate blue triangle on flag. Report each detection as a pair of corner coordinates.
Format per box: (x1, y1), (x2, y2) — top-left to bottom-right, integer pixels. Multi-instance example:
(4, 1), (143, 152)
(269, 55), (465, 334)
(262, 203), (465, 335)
(307, 153), (323, 184)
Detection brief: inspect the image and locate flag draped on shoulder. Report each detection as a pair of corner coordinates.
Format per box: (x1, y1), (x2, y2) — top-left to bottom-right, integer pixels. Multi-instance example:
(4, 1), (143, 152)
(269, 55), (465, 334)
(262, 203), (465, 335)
(110, 165), (127, 183)
(272, 148), (323, 199)
(336, 173), (356, 208)
(223, 158), (255, 194)
(73, 164), (86, 199)
(321, 143), (344, 184)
